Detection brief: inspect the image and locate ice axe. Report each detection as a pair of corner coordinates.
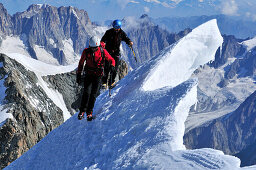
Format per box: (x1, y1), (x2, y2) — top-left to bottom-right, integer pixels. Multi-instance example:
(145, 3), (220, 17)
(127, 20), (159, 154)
(130, 45), (138, 63)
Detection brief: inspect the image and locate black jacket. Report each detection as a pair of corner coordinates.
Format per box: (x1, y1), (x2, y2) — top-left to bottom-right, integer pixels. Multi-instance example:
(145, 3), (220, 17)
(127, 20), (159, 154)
(101, 28), (131, 56)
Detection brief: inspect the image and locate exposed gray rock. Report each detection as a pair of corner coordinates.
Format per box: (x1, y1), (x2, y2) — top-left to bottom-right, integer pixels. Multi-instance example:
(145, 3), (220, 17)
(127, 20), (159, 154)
(0, 3), (13, 36)
(42, 71), (82, 114)
(9, 4), (92, 64)
(211, 35), (245, 68)
(225, 47), (256, 79)
(117, 59), (128, 81)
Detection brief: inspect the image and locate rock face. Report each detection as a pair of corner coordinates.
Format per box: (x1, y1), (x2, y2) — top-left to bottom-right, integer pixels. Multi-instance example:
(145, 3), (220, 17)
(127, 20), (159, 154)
(0, 54), (66, 168)
(211, 35), (245, 68)
(184, 90), (256, 165)
(0, 3), (92, 65)
(11, 4), (91, 64)
(225, 47), (256, 79)
(42, 71), (82, 114)
(0, 3), (12, 36)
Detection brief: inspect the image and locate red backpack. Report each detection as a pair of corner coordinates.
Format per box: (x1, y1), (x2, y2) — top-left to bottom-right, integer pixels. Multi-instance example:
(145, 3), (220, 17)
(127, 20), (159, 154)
(84, 46), (105, 76)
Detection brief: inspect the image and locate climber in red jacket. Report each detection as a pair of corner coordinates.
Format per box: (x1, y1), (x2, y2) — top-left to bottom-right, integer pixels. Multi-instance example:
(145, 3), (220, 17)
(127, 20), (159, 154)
(76, 36), (115, 121)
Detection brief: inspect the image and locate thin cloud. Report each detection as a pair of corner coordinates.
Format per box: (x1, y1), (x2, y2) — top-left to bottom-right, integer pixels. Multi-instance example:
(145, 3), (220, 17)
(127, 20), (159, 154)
(117, 0), (140, 9)
(144, 0), (161, 3)
(144, 6), (150, 13)
(117, 0), (130, 9)
(130, 0), (140, 3)
(221, 0), (238, 16)
(144, 0), (184, 8)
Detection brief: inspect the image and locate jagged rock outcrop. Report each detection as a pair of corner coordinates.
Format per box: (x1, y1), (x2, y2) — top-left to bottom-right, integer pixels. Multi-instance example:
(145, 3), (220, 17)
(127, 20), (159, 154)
(0, 3), (13, 38)
(42, 71), (82, 114)
(211, 35), (245, 68)
(225, 47), (256, 79)
(11, 4), (92, 64)
(184, 90), (256, 165)
(0, 54), (64, 169)
(190, 35), (251, 114)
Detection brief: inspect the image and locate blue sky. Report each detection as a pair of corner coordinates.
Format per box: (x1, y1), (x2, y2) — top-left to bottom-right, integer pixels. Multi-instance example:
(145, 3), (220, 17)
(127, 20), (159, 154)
(1, 0), (256, 22)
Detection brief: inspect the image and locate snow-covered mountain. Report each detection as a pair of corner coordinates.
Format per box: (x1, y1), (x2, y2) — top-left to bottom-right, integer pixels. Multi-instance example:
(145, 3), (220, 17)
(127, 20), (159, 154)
(0, 3), (93, 65)
(4, 19), (255, 170)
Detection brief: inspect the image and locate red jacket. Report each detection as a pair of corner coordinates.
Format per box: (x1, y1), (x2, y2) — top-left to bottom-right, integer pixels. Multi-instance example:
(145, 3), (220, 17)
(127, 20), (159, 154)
(77, 46), (115, 76)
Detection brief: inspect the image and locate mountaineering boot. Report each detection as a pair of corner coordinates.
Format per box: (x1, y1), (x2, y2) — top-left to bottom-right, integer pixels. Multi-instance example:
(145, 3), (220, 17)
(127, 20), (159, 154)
(87, 111), (93, 121)
(78, 112), (85, 120)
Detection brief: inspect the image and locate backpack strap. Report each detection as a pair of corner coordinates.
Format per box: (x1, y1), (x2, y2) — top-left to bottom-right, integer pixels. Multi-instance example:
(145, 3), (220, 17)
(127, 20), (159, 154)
(100, 46), (105, 67)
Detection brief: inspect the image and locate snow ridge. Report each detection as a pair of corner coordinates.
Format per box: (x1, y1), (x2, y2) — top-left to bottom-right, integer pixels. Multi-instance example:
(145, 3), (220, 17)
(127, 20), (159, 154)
(143, 19), (223, 91)
(6, 19), (255, 170)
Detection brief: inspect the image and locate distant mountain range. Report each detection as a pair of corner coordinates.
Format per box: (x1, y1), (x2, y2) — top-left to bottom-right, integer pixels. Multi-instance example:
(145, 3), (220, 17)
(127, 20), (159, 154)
(154, 15), (256, 39)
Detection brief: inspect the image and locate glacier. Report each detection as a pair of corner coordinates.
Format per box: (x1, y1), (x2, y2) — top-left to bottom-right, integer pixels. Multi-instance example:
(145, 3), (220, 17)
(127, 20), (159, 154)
(5, 19), (256, 169)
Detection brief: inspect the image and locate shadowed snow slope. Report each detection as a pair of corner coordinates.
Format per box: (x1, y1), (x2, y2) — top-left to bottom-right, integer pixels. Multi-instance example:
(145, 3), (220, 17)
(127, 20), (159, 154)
(6, 19), (255, 169)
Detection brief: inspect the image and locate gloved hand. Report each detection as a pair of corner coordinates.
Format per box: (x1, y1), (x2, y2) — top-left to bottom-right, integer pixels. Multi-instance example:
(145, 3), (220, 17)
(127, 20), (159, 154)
(76, 74), (82, 85)
(110, 66), (115, 73)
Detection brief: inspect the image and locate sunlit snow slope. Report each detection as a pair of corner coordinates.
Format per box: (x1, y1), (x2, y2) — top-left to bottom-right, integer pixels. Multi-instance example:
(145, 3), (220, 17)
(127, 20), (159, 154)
(6, 20), (255, 170)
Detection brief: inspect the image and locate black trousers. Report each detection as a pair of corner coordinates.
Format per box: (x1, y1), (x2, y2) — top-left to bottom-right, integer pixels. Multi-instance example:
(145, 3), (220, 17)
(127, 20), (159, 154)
(102, 55), (120, 85)
(79, 74), (102, 113)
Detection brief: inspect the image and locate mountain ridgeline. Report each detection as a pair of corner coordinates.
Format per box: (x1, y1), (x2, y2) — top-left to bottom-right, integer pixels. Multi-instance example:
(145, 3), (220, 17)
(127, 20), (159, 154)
(0, 3), (189, 67)
(0, 3), (91, 65)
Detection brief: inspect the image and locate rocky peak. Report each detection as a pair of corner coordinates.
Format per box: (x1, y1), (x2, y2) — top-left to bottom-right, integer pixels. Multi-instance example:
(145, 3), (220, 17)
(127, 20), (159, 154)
(0, 3), (13, 36)
(212, 35), (246, 68)
(11, 4), (92, 64)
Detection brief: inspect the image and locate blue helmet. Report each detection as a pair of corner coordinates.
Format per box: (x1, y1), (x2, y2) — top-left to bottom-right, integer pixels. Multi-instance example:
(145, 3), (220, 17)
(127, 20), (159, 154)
(112, 19), (122, 29)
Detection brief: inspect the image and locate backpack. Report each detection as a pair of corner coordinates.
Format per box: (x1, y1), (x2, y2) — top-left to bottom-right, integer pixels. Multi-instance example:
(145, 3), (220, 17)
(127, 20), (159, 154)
(84, 46), (105, 76)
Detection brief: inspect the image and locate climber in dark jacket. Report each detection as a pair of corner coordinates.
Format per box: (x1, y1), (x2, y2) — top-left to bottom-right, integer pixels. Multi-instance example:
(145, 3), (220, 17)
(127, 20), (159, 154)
(76, 36), (115, 121)
(101, 19), (133, 87)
